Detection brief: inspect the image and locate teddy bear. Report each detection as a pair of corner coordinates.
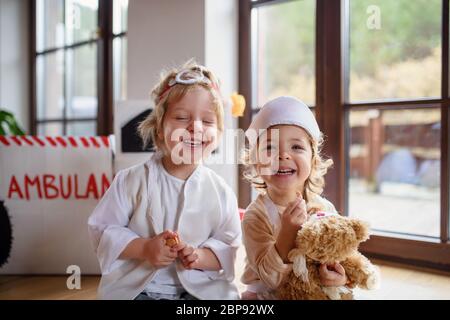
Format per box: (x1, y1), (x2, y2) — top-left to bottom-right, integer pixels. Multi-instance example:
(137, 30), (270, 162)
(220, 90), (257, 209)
(277, 212), (380, 300)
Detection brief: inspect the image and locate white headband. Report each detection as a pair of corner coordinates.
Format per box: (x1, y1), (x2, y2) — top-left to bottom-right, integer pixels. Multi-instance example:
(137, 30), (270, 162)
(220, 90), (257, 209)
(245, 96), (321, 145)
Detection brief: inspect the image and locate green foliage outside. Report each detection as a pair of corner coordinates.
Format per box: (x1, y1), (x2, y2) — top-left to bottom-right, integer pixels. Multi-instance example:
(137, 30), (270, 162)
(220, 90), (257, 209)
(258, 0), (442, 104)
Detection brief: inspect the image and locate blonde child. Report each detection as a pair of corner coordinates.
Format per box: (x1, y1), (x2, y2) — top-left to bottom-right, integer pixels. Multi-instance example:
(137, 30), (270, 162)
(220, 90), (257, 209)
(241, 96), (348, 299)
(88, 60), (241, 300)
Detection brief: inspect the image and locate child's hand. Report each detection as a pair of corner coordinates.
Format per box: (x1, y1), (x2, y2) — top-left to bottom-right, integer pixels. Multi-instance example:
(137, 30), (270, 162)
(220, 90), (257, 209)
(276, 193), (308, 263)
(280, 193), (307, 232)
(319, 262), (348, 287)
(142, 230), (179, 268)
(173, 240), (221, 271)
(174, 241), (199, 269)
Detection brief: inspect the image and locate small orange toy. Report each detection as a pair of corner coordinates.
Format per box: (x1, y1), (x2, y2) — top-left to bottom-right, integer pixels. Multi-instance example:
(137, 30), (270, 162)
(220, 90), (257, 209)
(231, 93), (246, 117)
(165, 234), (180, 247)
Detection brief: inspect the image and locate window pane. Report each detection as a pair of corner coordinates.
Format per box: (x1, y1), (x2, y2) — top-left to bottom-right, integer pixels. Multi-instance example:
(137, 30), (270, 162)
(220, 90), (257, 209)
(66, 45), (98, 118)
(67, 121), (96, 135)
(37, 51), (64, 120)
(113, 0), (128, 35)
(252, 0), (316, 108)
(349, 0), (441, 101)
(37, 123), (63, 136)
(348, 108), (440, 238)
(65, 0), (99, 45)
(113, 37), (127, 101)
(36, 0), (64, 52)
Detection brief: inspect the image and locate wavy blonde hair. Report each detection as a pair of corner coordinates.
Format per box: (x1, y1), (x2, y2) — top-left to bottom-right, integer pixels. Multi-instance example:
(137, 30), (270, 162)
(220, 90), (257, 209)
(138, 59), (224, 151)
(242, 131), (333, 214)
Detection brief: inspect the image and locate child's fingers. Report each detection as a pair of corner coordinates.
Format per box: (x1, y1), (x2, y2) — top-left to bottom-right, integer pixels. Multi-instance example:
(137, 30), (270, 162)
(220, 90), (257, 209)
(161, 255), (175, 263)
(181, 258), (191, 269)
(159, 230), (176, 240)
(320, 263), (340, 279)
(319, 263), (332, 280)
(158, 258), (175, 267)
(172, 242), (186, 252)
(166, 249), (178, 259)
(186, 259), (199, 270)
(291, 205), (307, 219)
(182, 246), (194, 257)
(158, 251), (178, 264)
(283, 197), (302, 216)
(179, 246), (194, 258)
(283, 198), (299, 214)
(333, 262), (346, 275)
(290, 206), (300, 217)
(183, 252), (198, 264)
(296, 199), (306, 210)
(292, 201), (307, 219)
(181, 249), (199, 269)
(161, 245), (178, 258)
(184, 258), (199, 270)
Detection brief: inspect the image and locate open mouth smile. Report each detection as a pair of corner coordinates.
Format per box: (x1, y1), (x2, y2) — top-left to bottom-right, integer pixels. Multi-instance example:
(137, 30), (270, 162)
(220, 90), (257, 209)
(274, 167), (297, 176)
(180, 138), (208, 148)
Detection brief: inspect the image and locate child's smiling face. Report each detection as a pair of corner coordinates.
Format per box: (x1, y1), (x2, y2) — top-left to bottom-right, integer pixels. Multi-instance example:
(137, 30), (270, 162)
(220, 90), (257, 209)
(159, 86), (219, 164)
(256, 124), (313, 194)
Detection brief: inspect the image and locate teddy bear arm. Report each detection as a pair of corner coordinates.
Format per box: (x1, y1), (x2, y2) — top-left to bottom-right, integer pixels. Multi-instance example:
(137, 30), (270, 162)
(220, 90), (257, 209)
(341, 253), (379, 289)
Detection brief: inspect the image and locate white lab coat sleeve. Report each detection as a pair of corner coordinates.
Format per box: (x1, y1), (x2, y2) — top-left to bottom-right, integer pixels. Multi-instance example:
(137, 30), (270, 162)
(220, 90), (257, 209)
(200, 186), (242, 281)
(87, 170), (140, 274)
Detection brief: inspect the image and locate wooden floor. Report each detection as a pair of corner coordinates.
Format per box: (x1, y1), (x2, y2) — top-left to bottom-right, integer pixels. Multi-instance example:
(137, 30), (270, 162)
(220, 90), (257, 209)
(1, 260), (449, 300)
(353, 261), (450, 300)
(0, 275), (99, 300)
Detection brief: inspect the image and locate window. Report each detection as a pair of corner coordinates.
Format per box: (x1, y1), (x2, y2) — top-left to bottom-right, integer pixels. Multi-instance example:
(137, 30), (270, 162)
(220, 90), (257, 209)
(348, 108), (441, 237)
(251, 0), (316, 108)
(113, 0), (127, 101)
(346, 0), (443, 240)
(240, 0), (450, 268)
(33, 0), (128, 136)
(348, 0), (441, 102)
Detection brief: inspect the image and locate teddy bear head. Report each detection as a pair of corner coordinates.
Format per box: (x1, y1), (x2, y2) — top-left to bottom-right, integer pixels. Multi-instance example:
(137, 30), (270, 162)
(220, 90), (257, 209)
(293, 212), (370, 264)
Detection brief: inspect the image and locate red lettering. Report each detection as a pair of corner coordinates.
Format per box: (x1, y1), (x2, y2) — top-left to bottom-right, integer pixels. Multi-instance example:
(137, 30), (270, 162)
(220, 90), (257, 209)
(8, 175), (24, 199)
(85, 174), (99, 199)
(24, 174), (42, 200)
(101, 173), (111, 196)
(6, 173), (111, 200)
(74, 174), (88, 199)
(43, 174), (58, 199)
(60, 175), (72, 199)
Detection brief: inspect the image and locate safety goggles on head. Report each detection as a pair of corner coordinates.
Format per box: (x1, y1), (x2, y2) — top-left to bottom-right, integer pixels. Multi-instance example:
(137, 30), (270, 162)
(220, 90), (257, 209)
(170, 67), (212, 85)
(158, 66), (219, 101)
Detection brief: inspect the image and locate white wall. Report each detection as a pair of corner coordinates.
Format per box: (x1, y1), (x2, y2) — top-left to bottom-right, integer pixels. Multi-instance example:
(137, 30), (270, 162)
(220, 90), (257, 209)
(127, 0), (239, 193)
(0, 0), (29, 132)
(204, 0), (239, 193)
(127, 0), (205, 99)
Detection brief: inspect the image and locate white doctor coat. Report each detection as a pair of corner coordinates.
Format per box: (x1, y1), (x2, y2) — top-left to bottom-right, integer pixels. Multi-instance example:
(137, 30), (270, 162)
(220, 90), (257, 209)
(87, 152), (241, 300)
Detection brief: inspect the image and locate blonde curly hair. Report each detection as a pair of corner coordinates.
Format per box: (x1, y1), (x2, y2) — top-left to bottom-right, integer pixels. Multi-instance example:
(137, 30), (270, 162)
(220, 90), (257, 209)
(138, 59), (224, 151)
(242, 131), (333, 214)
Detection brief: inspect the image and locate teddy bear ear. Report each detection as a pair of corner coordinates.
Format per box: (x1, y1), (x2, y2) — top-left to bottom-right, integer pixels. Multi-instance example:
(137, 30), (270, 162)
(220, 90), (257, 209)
(350, 219), (370, 242)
